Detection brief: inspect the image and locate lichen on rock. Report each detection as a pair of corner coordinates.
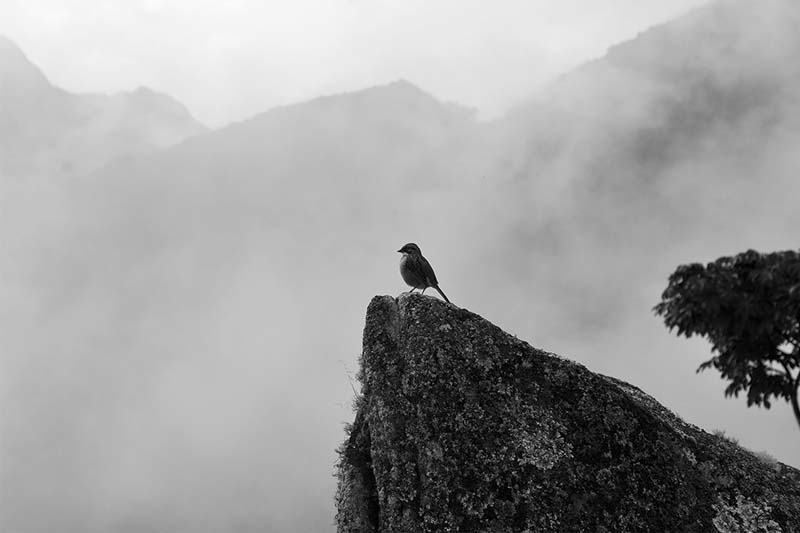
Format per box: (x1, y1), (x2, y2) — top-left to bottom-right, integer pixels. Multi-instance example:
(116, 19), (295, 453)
(712, 493), (782, 533)
(335, 294), (800, 532)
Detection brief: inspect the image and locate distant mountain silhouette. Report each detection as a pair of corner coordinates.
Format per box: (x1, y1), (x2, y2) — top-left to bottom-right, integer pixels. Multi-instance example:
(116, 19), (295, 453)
(507, 0), (800, 184)
(0, 35), (206, 177)
(489, 0), (800, 329)
(81, 78), (483, 230)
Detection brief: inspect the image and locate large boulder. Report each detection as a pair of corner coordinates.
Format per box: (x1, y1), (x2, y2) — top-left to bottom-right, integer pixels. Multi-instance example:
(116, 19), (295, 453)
(336, 294), (800, 532)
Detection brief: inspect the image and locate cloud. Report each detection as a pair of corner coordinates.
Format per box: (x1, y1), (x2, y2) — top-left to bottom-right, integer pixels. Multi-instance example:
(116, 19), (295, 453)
(2, 0), (707, 126)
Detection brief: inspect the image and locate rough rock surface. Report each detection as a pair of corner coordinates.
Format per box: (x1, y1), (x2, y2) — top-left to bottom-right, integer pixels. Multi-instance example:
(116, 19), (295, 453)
(336, 294), (800, 532)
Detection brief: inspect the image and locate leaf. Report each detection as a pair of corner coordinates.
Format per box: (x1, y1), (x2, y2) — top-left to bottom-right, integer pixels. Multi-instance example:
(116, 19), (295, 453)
(656, 248), (800, 422)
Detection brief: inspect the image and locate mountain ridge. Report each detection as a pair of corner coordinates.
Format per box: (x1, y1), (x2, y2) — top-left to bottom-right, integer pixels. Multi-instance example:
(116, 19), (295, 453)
(512, 0), (800, 167)
(0, 34), (51, 94)
(0, 34), (207, 177)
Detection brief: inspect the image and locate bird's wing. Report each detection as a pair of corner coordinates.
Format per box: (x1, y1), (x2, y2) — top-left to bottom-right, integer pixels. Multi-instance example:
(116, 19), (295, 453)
(419, 255), (439, 286)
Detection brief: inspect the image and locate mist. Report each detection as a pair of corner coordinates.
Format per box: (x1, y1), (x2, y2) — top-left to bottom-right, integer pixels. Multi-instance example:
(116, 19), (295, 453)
(3, 1), (800, 531)
(3, 0), (709, 128)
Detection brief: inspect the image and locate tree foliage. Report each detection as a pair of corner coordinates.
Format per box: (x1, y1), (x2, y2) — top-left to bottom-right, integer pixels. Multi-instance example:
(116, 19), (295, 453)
(654, 249), (800, 430)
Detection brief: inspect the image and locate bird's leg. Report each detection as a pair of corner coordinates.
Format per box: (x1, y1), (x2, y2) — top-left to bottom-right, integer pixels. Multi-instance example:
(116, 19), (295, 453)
(421, 287), (427, 294)
(409, 287), (416, 293)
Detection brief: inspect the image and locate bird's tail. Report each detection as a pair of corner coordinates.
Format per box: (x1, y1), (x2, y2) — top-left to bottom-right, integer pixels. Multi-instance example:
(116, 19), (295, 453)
(434, 285), (451, 304)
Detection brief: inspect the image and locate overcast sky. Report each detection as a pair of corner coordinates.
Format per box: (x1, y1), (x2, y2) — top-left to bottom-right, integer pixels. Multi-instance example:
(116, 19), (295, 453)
(3, 0), (708, 128)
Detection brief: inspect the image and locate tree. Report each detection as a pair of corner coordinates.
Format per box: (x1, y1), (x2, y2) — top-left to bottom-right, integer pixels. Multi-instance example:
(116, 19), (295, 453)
(654, 249), (800, 431)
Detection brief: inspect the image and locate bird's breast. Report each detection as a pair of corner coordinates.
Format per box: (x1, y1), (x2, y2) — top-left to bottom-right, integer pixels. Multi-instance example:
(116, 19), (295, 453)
(399, 254), (423, 287)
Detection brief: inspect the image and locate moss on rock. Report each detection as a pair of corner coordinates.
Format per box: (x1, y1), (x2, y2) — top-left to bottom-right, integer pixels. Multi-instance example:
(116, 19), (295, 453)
(336, 294), (800, 532)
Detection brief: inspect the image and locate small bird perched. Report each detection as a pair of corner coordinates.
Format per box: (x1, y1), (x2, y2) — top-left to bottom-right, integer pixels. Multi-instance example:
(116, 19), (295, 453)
(398, 242), (451, 303)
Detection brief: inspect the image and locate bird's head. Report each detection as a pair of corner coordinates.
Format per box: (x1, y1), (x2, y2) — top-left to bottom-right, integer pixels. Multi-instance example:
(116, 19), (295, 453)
(398, 243), (421, 255)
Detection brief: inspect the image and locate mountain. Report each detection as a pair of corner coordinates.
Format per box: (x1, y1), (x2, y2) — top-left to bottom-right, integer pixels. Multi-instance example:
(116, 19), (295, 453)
(487, 0), (800, 337)
(66, 78), (485, 252)
(508, 0), (800, 182)
(0, 35), (207, 177)
(337, 294), (800, 532)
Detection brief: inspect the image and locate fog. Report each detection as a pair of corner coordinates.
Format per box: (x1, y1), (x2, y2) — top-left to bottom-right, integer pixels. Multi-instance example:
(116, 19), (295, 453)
(3, 1), (800, 531)
(3, 0), (707, 127)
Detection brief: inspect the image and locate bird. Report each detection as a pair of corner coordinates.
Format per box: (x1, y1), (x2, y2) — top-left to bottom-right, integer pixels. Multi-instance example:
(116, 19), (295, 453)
(398, 242), (450, 303)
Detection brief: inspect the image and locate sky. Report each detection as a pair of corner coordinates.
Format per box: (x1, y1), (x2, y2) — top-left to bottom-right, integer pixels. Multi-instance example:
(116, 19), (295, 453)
(2, 0), (708, 127)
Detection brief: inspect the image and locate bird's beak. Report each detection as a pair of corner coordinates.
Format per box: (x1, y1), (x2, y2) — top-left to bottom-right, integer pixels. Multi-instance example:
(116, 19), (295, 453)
(397, 248), (403, 253)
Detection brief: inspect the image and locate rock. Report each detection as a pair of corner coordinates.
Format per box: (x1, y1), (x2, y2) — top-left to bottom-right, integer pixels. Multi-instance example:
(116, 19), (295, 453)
(336, 294), (800, 532)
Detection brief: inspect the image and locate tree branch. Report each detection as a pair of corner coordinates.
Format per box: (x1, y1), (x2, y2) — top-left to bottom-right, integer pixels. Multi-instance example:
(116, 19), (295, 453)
(780, 362), (800, 431)
(780, 361), (800, 388)
(764, 361), (788, 377)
